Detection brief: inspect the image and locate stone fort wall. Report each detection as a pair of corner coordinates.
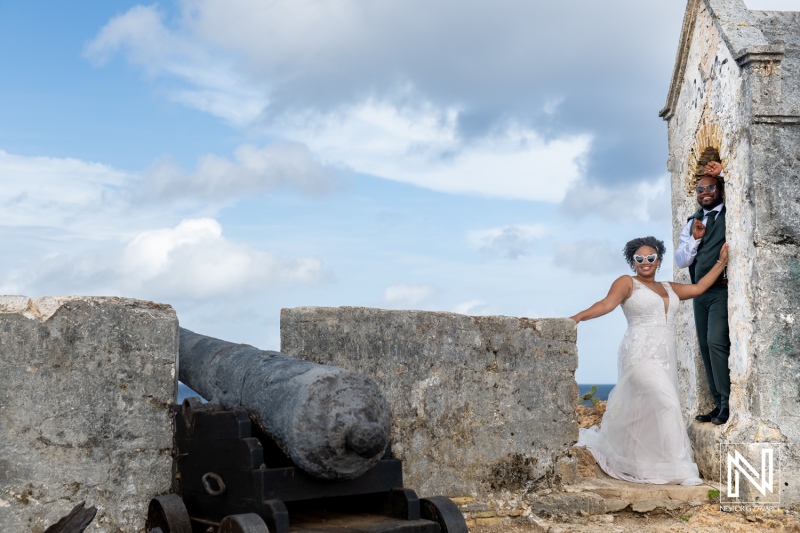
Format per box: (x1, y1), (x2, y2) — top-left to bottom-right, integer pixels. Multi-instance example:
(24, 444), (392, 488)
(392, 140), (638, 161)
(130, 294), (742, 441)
(280, 306), (580, 517)
(0, 296), (177, 532)
(1, 298), (581, 528)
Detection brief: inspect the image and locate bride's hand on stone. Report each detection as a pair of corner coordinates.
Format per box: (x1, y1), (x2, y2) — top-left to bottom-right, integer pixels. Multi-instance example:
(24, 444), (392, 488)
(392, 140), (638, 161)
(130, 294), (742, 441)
(718, 243), (729, 264)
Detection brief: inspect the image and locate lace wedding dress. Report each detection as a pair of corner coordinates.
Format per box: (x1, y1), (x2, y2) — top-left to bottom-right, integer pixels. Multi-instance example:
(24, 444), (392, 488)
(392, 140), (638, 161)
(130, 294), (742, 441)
(576, 277), (702, 485)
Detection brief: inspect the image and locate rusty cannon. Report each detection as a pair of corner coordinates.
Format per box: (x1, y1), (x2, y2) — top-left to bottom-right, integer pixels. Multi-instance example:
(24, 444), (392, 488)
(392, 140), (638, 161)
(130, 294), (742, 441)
(146, 328), (467, 533)
(176, 328), (391, 480)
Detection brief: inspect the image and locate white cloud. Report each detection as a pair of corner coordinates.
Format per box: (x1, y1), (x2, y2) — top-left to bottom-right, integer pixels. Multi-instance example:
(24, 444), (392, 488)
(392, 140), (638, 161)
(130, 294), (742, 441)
(274, 100), (591, 202)
(84, 5), (175, 69)
(0, 150), (336, 365)
(90, 0), (680, 110)
(120, 218), (327, 298)
(0, 143), (345, 239)
(468, 224), (548, 259)
(4, 218), (328, 301)
(85, 2), (600, 202)
(560, 175), (671, 222)
(542, 97), (565, 115)
(171, 87), (266, 127)
(0, 149), (333, 301)
(84, 4), (268, 127)
(453, 299), (495, 316)
(552, 238), (625, 275)
(382, 284), (436, 307)
(647, 177), (673, 223)
(138, 142), (348, 201)
(0, 150), (131, 235)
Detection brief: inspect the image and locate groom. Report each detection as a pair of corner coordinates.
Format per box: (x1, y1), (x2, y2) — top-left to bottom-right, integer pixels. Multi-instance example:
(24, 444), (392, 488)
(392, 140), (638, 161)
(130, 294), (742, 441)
(674, 160), (730, 425)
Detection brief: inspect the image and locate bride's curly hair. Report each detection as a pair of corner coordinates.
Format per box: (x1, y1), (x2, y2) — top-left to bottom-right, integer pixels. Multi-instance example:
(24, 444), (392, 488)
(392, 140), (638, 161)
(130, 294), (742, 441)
(623, 236), (666, 268)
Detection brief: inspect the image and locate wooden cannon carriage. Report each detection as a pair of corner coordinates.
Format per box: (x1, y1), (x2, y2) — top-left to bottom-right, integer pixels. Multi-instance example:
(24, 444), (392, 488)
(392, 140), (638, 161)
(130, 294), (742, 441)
(146, 399), (467, 533)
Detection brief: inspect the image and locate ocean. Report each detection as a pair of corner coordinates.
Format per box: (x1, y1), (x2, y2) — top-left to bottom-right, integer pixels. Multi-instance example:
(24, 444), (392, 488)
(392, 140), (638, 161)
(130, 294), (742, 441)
(578, 383), (614, 407)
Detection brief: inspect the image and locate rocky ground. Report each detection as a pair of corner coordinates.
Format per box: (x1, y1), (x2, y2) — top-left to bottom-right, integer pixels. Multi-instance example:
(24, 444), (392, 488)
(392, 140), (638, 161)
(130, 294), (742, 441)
(465, 401), (799, 532)
(469, 504), (800, 533)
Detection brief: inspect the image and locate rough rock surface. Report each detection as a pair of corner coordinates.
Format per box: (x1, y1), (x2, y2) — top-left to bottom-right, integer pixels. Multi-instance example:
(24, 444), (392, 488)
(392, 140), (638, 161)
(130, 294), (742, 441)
(178, 327), (391, 480)
(0, 296), (177, 532)
(468, 504), (800, 533)
(576, 402), (606, 430)
(280, 306), (578, 499)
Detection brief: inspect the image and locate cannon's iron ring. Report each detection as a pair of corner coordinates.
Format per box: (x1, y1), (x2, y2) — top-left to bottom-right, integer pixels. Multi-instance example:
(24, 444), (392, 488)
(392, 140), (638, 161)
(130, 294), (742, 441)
(202, 472), (227, 496)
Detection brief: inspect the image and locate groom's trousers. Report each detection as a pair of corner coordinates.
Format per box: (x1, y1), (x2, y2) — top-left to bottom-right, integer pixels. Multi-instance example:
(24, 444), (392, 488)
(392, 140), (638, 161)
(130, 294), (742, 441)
(693, 285), (731, 410)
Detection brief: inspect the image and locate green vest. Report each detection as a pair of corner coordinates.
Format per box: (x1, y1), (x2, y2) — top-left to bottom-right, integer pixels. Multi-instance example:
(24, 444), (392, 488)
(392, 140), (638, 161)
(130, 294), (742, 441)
(688, 206), (727, 284)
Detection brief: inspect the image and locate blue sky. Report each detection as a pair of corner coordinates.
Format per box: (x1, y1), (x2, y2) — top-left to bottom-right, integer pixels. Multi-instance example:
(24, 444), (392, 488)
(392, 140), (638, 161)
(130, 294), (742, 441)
(0, 0), (793, 384)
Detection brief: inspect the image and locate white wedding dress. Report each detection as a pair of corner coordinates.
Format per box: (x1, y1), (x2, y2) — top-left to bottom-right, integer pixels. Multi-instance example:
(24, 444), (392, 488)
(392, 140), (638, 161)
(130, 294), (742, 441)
(576, 277), (702, 485)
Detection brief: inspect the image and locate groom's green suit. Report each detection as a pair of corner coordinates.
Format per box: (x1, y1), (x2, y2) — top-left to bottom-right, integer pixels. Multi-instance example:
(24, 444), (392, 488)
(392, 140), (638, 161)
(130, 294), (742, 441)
(687, 205), (730, 411)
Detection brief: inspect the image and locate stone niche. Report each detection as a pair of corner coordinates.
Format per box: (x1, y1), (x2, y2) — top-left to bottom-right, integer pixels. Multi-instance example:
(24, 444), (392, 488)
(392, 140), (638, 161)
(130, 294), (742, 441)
(0, 296), (178, 532)
(661, 0), (800, 506)
(280, 306), (579, 501)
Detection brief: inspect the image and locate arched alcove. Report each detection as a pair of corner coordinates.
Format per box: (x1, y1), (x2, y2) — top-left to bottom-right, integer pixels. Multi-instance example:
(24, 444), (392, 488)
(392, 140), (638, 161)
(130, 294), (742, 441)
(686, 123), (725, 196)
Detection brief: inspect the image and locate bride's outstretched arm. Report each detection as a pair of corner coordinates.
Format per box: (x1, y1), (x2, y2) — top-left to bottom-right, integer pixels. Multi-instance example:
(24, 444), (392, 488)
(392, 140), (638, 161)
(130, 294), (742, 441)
(570, 275), (632, 323)
(669, 243), (729, 301)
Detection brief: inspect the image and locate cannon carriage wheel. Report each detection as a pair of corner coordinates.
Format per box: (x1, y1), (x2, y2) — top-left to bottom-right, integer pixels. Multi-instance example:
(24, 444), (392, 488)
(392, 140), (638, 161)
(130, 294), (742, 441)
(219, 513), (270, 532)
(147, 493), (270, 533)
(420, 496), (468, 533)
(146, 494), (192, 533)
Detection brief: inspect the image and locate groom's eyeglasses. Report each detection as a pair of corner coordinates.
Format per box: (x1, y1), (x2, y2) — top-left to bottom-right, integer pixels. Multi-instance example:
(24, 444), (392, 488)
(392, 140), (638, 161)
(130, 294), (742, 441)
(695, 184), (717, 193)
(633, 254), (658, 264)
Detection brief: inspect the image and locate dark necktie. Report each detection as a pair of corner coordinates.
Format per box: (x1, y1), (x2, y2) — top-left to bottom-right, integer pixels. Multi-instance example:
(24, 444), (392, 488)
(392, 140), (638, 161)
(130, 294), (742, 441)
(704, 210), (717, 237)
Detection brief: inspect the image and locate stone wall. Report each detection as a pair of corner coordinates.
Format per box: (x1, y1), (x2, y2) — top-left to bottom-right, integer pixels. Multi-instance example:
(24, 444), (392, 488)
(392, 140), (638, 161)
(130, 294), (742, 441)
(0, 296), (178, 532)
(665, 0), (750, 462)
(663, 0), (800, 506)
(280, 306), (579, 509)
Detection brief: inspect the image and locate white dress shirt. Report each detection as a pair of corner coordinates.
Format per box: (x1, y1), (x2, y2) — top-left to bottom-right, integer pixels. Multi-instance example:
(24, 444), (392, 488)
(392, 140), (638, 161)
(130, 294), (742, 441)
(674, 203), (725, 269)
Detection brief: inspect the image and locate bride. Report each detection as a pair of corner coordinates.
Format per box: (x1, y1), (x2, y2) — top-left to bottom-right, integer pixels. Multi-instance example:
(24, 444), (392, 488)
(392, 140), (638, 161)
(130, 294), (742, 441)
(570, 236), (728, 485)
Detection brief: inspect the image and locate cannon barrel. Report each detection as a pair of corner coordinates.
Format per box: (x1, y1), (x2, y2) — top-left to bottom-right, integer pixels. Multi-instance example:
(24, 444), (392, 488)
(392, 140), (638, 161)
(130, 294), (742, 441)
(178, 328), (391, 480)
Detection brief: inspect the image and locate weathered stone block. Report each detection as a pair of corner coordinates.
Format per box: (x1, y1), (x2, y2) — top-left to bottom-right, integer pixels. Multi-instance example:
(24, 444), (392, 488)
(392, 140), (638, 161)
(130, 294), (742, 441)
(526, 492), (606, 518)
(474, 517), (503, 526)
(630, 499), (682, 513)
(686, 421), (724, 480)
(280, 306), (578, 499)
(752, 125), (800, 246)
(602, 499), (629, 513)
(0, 296), (177, 532)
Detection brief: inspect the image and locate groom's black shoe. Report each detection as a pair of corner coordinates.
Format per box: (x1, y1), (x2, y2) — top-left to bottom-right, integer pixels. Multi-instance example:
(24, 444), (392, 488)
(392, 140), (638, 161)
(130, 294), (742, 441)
(695, 407), (720, 423)
(711, 408), (729, 425)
